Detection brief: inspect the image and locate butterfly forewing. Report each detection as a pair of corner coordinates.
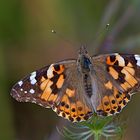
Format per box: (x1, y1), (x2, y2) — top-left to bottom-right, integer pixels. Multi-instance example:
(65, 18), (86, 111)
(11, 60), (75, 107)
(92, 54), (140, 116)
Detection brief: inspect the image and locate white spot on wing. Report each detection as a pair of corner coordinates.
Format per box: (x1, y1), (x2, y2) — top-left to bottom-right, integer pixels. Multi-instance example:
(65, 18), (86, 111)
(38, 103), (43, 106)
(32, 100), (36, 103)
(47, 64), (54, 78)
(18, 81), (23, 86)
(31, 71), (36, 76)
(135, 55), (140, 66)
(29, 89), (35, 94)
(116, 55), (125, 66)
(30, 71), (37, 85)
(114, 53), (119, 55)
(31, 79), (37, 85)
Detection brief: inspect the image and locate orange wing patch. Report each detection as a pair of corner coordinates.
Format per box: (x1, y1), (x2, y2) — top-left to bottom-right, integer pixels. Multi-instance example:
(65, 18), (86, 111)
(53, 88), (93, 122)
(56, 74), (65, 88)
(104, 81), (113, 90)
(121, 68), (138, 87)
(40, 77), (49, 90)
(109, 95), (118, 112)
(108, 67), (119, 80)
(47, 94), (58, 105)
(66, 88), (75, 98)
(96, 86), (132, 116)
(102, 96), (111, 114)
(38, 64), (66, 107)
(76, 101), (86, 117)
(40, 79), (53, 101)
(121, 82), (131, 91)
(124, 67), (135, 75)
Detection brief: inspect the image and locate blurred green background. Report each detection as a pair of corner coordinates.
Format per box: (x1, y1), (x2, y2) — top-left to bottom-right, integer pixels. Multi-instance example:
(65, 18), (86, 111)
(1, 0), (140, 140)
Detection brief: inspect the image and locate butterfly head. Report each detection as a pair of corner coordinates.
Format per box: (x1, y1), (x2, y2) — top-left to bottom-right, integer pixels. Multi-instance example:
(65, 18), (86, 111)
(78, 46), (92, 72)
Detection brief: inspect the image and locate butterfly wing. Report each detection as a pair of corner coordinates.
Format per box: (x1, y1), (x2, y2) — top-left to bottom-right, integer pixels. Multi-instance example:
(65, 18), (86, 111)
(11, 59), (93, 122)
(91, 54), (140, 116)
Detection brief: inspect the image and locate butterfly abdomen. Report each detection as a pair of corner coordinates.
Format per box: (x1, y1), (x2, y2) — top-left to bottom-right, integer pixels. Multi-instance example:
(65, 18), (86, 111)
(83, 74), (92, 98)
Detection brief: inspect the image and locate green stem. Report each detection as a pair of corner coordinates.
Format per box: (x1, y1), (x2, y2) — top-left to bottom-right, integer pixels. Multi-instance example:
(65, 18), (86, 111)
(94, 132), (100, 140)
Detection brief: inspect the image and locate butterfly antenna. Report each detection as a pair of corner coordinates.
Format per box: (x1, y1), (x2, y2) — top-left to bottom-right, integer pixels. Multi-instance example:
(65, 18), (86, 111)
(95, 23), (110, 40)
(92, 23), (110, 49)
(49, 29), (80, 47)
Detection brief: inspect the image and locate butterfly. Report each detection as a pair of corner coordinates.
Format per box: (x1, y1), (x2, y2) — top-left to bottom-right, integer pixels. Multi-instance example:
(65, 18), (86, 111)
(11, 46), (140, 122)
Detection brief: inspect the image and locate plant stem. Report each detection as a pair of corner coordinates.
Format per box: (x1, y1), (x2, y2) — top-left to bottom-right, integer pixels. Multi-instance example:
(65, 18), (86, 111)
(94, 133), (100, 140)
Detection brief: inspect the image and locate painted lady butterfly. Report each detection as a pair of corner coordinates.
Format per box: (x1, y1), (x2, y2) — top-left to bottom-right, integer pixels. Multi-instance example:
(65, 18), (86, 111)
(11, 46), (140, 122)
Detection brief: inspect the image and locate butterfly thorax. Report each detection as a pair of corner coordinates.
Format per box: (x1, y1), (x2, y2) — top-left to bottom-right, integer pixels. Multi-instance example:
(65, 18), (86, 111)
(78, 55), (91, 73)
(77, 46), (92, 73)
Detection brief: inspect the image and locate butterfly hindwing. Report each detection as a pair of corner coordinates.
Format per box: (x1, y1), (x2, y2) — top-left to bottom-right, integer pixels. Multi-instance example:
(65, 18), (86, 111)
(51, 62), (93, 122)
(92, 54), (140, 116)
(11, 59), (93, 122)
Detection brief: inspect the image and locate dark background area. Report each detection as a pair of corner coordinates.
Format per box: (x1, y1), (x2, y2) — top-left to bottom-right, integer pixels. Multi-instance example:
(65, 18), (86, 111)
(0, 0), (140, 140)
